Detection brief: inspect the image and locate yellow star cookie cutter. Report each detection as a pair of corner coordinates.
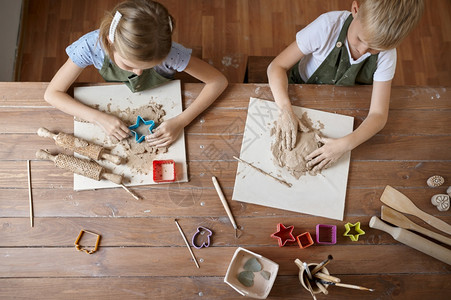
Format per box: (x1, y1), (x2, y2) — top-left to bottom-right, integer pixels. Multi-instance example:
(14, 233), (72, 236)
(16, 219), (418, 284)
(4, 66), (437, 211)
(343, 222), (365, 241)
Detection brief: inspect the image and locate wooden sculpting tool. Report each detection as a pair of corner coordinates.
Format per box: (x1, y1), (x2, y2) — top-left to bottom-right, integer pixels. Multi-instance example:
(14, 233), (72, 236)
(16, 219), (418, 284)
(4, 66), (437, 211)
(36, 149), (140, 200)
(316, 279), (374, 292)
(233, 156), (292, 188)
(311, 255), (333, 275)
(380, 185), (451, 235)
(212, 176), (239, 238)
(381, 205), (451, 246)
(313, 272), (341, 283)
(174, 219), (200, 268)
(369, 216), (451, 265)
(27, 160), (33, 227)
(37, 127), (122, 165)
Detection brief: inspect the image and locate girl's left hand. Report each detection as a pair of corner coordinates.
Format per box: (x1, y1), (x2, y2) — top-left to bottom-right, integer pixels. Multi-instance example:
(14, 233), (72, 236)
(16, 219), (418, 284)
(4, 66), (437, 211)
(145, 117), (183, 148)
(305, 136), (349, 172)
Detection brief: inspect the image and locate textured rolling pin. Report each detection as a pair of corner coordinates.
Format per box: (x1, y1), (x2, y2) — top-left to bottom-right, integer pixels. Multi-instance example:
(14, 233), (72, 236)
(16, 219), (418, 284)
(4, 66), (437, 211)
(36, 149), (123, 184)
(37, 127), (122, 165)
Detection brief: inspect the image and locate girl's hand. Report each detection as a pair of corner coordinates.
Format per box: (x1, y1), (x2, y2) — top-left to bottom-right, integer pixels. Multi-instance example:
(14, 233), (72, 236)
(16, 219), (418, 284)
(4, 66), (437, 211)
(95, 112), (130, 141)
(276, 109), (310, 150)
(305, 136), (349, 172)
(145, 117), (183, 148)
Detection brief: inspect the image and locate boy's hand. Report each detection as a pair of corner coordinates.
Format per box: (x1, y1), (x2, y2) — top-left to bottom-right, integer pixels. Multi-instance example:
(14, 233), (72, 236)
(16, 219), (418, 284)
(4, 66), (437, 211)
(276, 109), (310, 150)
(305, 136), (349, 172)
(145, 117), (183, 148)
(96, 112), (130, 141)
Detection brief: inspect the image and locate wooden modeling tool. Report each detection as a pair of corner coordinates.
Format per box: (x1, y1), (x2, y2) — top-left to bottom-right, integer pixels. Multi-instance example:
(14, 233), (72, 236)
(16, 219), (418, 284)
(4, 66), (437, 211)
(27, 160), (33, 227)
(212, 176), (239, 238)
(174, 219), (200, 268)
(369, 216), (451, 265)
(313, 272), (341, 283)
(37, 127), (122, 165)
(381, 205), (451, 246)
(380, 185), (451, 235)
(233, 156), (292, 188)
(36, 149), (140, 200)
(316, 279), (374, 292)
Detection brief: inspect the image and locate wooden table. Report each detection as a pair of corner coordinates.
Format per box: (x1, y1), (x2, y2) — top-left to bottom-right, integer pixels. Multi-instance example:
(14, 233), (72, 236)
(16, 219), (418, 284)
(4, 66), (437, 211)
(0, 82), (450, 299)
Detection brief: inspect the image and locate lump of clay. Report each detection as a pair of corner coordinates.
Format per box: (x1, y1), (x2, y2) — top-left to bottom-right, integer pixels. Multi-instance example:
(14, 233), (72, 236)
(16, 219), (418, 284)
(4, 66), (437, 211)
(431, 194), (450, 212)
(271, 112), (323, 179)
(427, 175), (444, 187)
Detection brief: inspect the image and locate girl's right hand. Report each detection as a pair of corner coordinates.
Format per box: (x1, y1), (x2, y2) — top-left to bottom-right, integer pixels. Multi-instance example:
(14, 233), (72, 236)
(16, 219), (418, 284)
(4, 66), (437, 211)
(95, 112), (130, 141)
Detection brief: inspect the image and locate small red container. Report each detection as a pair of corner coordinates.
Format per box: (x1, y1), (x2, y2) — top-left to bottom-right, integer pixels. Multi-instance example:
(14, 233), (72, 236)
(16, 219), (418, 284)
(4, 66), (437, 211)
(153, 160), (176, 183)
(270, 223), (295, 247)
(296, 232), (314, 249)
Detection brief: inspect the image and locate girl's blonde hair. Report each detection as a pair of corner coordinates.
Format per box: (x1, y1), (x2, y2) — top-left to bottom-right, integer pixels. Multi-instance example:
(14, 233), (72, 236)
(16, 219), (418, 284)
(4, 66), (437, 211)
(99, 0), (174, 62)
(357, 0), (424, 50)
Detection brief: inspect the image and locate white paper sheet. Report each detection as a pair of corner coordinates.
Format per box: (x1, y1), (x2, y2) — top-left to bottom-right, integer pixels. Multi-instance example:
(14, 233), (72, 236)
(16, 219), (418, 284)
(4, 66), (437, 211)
(232, 97), (354, 220)
(73, 80), (188, 190)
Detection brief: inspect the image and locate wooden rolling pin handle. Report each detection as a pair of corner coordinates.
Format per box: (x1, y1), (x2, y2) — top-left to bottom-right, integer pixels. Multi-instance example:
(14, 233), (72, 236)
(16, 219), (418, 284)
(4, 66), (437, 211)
(101, 153), (123, 165)
(37, 127), (57, 139)
(36, 149), (57, 163)
(369, 216), (451, 265)
(102, 172), (123, 185)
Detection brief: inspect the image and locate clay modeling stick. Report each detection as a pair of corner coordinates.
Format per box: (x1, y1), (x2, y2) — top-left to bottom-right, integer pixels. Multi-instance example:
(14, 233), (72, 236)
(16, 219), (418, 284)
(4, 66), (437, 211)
(120, 184), (141, 200)
(174, 219), (200, 268)
(311, 255), (333, 275)
(316, 279), (374, 292)
(233, 156), (292, 188)
(369, 216), (451, 265)
(37, 127), (122, 165)
(313, 272), (341, 283)
(303, 262), (313, 280)
(303, 272), (317, 300)
(27, 160), (33, 227)
(212, 176), (238, 238)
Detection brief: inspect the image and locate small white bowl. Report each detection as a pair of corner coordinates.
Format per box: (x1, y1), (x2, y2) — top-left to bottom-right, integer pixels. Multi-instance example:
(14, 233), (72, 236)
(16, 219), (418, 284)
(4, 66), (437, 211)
(224, 247), (279, 299)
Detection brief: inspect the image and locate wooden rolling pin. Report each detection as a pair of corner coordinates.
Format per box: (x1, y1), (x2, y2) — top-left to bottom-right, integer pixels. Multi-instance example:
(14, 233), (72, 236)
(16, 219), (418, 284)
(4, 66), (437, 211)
(36, 149), (122, 184)
(37, 127), (122, 165)
(369, 216), (451, 265)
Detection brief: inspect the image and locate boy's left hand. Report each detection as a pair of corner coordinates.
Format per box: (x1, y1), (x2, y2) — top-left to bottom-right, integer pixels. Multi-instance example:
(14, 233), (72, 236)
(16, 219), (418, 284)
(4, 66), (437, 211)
(305, 136), (349, 172)
(145, 117), (183, 148)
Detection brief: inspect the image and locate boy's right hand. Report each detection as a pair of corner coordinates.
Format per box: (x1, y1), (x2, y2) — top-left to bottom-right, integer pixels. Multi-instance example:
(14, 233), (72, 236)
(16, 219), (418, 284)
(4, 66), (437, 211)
(95, 112), (130, 141)
(276, 109), (309, 150)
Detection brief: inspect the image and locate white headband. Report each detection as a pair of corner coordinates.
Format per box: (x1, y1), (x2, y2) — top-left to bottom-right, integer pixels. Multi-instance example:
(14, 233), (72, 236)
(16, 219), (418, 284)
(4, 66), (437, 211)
(109, 11), (122, 43)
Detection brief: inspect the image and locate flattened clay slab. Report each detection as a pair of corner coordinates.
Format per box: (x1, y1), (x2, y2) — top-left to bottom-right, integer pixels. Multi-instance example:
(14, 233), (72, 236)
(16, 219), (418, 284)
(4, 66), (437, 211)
(73, 80), (188, 190)
(232, 97), (354, 220)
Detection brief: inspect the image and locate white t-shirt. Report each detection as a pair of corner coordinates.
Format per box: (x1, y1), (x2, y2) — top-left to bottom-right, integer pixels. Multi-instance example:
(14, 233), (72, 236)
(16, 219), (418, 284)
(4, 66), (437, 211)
(296, 11), (396, 83)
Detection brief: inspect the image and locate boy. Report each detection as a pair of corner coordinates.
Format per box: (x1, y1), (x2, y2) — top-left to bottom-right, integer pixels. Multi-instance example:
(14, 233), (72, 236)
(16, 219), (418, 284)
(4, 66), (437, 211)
(267, 0), (424, 172)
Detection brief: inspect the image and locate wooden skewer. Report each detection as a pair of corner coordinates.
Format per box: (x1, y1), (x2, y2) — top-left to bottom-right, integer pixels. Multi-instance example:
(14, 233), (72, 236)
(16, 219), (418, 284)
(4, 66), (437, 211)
(120, 184), (141, 200)
(233, 156), (292, 188)
(174, 219), (200, 268)
(27, 160), (34, 227)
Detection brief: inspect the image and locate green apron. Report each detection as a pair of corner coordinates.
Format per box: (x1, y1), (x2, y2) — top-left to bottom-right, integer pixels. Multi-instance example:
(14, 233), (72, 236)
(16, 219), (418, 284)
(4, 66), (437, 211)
(99, 55), (171, 93)
(289, 14), (378, 86)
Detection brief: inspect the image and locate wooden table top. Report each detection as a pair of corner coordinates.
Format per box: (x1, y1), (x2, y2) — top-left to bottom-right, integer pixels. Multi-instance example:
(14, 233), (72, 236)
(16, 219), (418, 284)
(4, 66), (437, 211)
(1, 82), (450, 299)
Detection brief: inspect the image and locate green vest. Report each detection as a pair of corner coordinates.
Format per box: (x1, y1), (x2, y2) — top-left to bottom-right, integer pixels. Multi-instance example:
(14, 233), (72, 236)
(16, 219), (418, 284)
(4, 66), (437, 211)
(289, 14), (378, 86)
(99, 55), (171, 93)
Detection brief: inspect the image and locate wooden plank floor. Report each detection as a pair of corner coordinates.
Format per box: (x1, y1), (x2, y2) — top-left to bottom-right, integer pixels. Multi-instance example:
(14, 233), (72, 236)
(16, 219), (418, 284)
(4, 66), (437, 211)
(16, 0), (451, 85)
(0, 82), (450, 299)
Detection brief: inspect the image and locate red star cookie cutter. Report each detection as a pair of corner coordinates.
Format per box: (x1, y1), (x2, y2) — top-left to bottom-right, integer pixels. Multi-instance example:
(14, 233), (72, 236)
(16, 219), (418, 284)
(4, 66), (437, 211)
(271, 223), (295, 247)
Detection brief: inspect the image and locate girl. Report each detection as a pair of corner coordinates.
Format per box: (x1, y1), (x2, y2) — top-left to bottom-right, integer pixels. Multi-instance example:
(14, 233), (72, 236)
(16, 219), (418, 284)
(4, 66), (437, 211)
(45, 0), (228, 147)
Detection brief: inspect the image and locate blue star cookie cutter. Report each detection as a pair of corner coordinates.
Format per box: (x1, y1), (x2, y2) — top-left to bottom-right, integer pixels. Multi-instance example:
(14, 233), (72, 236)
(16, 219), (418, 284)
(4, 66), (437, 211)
(128, 115), (155, 143)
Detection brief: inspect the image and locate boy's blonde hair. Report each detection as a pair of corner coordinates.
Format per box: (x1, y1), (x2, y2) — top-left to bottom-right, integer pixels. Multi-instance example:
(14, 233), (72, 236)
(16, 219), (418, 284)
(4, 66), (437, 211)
(99, 0), (173, 62)
(357, 0), (424, 50)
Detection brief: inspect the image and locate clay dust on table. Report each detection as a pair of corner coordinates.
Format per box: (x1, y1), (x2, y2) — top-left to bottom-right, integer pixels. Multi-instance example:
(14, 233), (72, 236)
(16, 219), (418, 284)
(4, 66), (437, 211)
(271, 111), (324, 179)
